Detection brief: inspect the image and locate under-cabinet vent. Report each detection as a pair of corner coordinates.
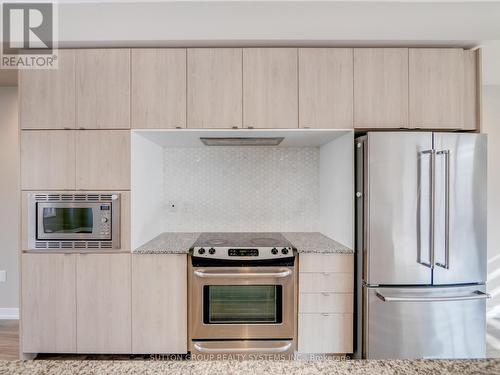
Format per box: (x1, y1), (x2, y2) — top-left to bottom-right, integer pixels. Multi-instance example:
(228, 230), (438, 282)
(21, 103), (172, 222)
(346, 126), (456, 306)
(33, 194), (115, 202)
(34, 241), (114, 249)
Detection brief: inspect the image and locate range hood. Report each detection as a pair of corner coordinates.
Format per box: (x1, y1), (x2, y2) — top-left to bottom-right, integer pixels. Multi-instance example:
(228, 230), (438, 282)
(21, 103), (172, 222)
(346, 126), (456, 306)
(200, 137), (285, 146)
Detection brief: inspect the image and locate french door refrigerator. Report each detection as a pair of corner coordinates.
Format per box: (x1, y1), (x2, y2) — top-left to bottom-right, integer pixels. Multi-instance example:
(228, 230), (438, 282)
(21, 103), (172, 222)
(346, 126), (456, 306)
(355, 132), (488, 359)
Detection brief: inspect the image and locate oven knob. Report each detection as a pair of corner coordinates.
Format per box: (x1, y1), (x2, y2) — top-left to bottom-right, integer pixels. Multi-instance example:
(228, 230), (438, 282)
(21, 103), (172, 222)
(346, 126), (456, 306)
(198, 248), (205, 255)
(271, 248), (278, 255)
(209, 248), (216, 255)
(281, 248), (289, 255)
(101, 217), (109, 223)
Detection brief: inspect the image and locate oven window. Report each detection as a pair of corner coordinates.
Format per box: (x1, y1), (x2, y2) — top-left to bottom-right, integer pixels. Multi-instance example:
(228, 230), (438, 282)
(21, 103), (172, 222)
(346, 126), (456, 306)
(42, 208), (93, 234)
(204, 285), (282, 324)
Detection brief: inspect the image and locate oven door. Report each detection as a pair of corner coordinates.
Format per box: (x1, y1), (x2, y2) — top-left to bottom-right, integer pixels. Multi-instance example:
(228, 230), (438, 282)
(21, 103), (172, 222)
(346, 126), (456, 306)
(36, 202), (109, 241)
(190, 266), (295, 340)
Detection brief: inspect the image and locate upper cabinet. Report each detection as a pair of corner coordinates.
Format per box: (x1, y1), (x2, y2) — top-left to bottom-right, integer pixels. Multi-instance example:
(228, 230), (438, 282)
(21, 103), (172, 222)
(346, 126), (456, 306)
(76, 130), (130, 190)
(18, 48), (480, 132)
(21, 130), (130, 190)
(409, 48), (465, 129)
(187, 48), (243, 129)
(243, 48), (298, 129)
(21, 130), (76, 190)
(20, 50), (76, 129)
(299, 48), (353, 129)
(76, 49), (131, 129)
(463, 49), (480, 131)
(131, 49), (186, 129)
(354, 48), (409, 129)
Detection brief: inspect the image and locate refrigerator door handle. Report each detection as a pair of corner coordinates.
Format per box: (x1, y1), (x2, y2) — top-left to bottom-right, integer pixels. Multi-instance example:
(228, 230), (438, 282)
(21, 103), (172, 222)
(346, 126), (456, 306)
(418, 150), (435, 268)
(435, 149), (450, 269)
(376, 290), (490, 303)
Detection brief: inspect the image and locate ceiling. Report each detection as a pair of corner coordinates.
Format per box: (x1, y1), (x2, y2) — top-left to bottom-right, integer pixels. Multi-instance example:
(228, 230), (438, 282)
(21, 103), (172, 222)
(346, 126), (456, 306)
(57, 1), (500, 48)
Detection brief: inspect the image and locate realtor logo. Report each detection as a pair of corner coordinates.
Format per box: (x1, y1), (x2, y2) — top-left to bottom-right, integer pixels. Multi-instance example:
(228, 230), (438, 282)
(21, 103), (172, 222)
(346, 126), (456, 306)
(1, 2), (58, 69)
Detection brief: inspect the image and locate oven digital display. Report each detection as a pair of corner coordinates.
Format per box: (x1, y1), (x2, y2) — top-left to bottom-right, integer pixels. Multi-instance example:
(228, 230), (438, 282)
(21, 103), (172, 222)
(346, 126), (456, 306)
(228, 248), (259, 256)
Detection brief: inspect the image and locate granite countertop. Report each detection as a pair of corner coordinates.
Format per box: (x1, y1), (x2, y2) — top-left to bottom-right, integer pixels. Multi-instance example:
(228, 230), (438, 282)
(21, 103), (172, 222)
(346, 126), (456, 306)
(2, 359), (499, 375)
(283, 232), (353, 254)
(133, 232), (353, 254)
(133, 232), (200, 254)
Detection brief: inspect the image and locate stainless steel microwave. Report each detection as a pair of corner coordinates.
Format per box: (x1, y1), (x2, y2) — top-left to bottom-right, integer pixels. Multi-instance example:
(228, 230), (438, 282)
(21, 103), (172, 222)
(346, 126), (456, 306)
(27, 193), (120, 250)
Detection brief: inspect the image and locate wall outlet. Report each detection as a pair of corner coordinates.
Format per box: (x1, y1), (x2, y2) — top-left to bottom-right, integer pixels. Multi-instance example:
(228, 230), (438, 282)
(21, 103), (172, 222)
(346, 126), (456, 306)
(167, 201), (178, 212)
(0, 270), (6, 283)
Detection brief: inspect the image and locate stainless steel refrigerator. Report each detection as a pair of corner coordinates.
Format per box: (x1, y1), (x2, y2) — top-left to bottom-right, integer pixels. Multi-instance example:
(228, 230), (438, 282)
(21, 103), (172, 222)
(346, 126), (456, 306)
(355, 132), (488, 359)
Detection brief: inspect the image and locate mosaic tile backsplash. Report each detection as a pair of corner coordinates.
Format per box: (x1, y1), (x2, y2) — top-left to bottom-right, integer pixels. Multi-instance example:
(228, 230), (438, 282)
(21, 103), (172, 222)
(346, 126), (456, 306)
(163, 147), (320, 232)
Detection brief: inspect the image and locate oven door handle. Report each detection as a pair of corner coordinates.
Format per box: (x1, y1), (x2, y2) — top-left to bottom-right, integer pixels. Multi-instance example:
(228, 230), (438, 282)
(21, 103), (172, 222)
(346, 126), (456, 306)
(194, 269), (292, 279)
(193, 342), (292, 354)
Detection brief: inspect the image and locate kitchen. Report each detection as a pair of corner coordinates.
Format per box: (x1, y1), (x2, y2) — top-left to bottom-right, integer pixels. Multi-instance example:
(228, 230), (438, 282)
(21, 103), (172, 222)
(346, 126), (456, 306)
(1, 1), (500, 374)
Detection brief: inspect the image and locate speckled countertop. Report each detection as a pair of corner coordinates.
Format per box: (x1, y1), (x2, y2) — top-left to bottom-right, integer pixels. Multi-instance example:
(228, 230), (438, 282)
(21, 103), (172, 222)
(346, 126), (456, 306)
(133, 232), (353, 254)
(133, 232), (200, 254)
(1, 359), (499, 375)
(283, 232), (352, 254)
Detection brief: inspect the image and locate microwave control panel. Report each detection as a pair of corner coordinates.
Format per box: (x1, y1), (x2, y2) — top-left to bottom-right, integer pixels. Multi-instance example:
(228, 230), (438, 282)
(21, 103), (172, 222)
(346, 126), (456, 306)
(99, 204), (112, 237)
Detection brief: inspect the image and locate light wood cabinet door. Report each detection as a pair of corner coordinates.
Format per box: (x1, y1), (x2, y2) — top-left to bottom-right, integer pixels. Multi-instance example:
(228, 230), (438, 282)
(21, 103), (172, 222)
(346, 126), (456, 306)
(298, 314), (353, 353)
(132, 49), (186, 128)
(75, 130), (130, 190)
(464, 49), (480, 131)
(132, 254), (187, 354)
(188, 48), (242, 129)
(22, 253), (76, 353)
(21, 130), (76, 190)
(243, 48), (298, 128)
(354, 48), (409, 128)
(299, 48), (353, 129)
(76, 253), (131, 353)
(409, 48), (465, 129)
(76, 49), (130, 129)
(20, 50), (76, 129)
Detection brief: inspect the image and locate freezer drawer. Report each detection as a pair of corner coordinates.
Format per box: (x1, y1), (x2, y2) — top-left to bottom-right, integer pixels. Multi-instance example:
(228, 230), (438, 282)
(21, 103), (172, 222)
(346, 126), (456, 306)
(364, 285), (487, 359)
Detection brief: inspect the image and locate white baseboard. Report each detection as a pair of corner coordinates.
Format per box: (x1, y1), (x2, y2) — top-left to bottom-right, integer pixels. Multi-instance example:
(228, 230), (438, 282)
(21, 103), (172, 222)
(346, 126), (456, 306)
(0, 308), (19, 319)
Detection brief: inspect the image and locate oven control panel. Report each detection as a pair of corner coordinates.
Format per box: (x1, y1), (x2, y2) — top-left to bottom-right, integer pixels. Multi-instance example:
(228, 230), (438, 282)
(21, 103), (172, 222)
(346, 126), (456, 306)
(192, 246), (295, 260)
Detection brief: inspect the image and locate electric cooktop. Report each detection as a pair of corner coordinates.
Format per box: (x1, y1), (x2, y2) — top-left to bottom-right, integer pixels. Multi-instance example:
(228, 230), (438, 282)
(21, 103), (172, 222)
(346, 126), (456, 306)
(191, 232), (296, 260)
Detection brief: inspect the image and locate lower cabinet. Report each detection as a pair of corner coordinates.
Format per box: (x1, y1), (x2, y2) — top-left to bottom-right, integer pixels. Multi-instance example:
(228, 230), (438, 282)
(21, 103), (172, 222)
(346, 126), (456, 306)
(131, 254), (187, 354)
(21, 253), (77, 353)
(76, 253), (131, 353)
(298, 254), (354, 354)
(22, 252), (188, 355)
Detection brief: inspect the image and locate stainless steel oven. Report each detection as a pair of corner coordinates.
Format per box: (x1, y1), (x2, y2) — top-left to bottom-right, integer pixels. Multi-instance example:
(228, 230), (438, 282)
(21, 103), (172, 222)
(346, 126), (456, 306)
(27, 192), (120, 250)
(188, 233), (296, 358)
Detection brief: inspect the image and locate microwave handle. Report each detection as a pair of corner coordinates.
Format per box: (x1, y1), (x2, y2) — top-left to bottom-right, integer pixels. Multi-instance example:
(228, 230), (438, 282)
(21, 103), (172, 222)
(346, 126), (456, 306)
(194, 269), (292, 279)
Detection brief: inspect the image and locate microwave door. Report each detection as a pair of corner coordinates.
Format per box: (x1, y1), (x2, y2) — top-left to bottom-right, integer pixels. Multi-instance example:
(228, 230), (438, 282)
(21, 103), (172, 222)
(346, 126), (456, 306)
(36, 202), (105, 241)
(432, 133), (487, 285)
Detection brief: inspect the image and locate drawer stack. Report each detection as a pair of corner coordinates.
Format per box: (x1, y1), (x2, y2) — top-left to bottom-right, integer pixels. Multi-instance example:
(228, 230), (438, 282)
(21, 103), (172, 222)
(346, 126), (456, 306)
(298, 253), (354, 354)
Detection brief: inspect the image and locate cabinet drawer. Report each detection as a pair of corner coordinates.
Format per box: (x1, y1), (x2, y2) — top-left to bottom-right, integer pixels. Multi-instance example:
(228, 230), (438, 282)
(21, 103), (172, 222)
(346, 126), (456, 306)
(298, 313), (353, 353)
(299, 293), (353, 314)
(299, 254), (353, 273)
(299, 272), (353, 293)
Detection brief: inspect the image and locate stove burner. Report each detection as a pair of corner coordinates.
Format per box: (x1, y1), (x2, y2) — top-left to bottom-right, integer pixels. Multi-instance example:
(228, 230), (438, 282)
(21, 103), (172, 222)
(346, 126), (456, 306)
(205, 238), (229, 246)
(250, 237), (279, 246)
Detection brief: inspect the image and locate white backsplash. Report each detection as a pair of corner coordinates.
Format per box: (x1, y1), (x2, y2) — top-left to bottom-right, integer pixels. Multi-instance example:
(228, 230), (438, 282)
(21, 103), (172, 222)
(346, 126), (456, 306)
(163, 147), (320, 232)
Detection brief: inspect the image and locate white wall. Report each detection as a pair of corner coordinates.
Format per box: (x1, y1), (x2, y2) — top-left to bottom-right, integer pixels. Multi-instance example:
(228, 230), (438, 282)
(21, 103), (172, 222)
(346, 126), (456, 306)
(320, 132), (354, 248)
(131, 132), (164, 249)
(0, 87), (19, 313)
(484, 85), (500, 318)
